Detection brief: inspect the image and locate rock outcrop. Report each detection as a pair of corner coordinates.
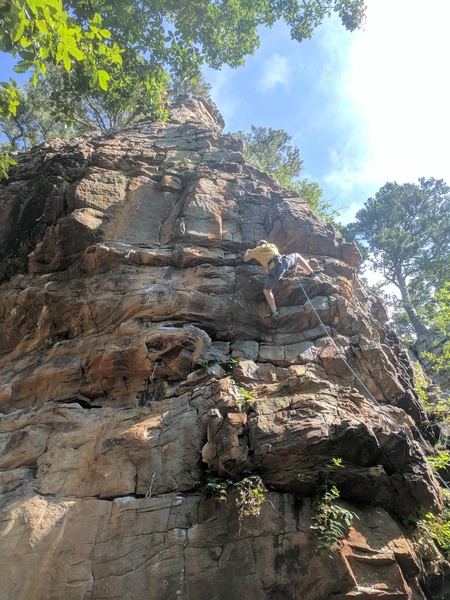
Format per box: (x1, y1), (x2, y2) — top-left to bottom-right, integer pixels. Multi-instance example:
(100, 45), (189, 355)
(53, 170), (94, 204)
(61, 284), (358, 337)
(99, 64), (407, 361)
(1, 96), (449, 599)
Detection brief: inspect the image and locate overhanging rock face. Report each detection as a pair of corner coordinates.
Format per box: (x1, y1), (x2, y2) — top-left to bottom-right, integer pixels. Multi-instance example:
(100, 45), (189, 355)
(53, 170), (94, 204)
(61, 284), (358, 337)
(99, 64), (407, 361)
(0, 96), (449, 599)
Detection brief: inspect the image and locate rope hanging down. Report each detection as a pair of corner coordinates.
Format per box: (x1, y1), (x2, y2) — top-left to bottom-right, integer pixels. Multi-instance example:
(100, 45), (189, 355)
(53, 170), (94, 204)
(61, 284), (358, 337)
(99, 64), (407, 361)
(278, 200), (446, 491)
(298, 279), (404, 435)
(298, 279), (450, 491)
(434, 469), (450, 494)
(298, 279), (450, 493)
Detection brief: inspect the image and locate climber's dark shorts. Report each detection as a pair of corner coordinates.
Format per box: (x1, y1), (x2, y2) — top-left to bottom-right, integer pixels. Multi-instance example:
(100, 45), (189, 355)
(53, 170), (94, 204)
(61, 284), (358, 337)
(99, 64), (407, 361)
(264, 253), (299, 290)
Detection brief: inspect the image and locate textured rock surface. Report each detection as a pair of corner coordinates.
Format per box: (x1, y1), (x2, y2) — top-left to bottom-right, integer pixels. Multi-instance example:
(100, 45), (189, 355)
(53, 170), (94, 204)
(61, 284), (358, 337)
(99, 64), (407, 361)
(1, 96), (449, 599)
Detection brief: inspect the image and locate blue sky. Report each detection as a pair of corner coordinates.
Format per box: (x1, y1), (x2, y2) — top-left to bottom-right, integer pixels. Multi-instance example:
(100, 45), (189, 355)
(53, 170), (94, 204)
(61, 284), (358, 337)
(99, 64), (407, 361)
(2, 0), (449, 225)
(203, 0), (450, 224)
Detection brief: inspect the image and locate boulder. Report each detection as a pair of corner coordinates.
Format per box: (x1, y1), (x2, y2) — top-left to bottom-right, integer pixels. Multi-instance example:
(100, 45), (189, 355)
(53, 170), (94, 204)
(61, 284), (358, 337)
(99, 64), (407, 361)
(0, 96), (448, 599)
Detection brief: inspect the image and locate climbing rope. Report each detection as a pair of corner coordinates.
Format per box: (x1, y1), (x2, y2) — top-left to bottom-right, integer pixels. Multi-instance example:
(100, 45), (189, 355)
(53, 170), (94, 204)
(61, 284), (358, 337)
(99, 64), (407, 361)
(298, 278), (405, 436)
(149, 361), (159, 382)
(299, 278), (450, 492)
(145, 471), (157, 498)
(271, 200), (446, 491)
(433, 469), (450, 493)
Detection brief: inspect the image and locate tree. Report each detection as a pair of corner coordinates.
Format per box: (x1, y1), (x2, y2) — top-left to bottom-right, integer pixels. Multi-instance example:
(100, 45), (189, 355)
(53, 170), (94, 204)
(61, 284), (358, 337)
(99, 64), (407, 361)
(1, 0), (366, 177)
(237, 126), (303, 188)
(167, 73), (212, 102)
(47, 57), (169, 131)
(0, 0), (122, 175)
(0, 68), (86, 150)
(343, 178), (450, 339)
(427, 283), (450, 372)
(1, 60), (168, 144)
(0, 67), (213, 148)
(292, 178), (339, 223)
(235, 125), (338, 222)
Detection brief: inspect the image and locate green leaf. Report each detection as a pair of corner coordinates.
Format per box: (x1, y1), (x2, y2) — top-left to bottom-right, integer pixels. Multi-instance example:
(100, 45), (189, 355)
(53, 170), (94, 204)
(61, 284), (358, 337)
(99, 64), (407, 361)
(63, 52), (71, 71)
(68, 46), (84, 61)
(13, 22), (25, 43)
(0, 154), (18, 181)
(56, 42), (64, 64)
(13, 61), (31, 73)
(36, 19), (49, 34)
(17, 49), (35, 61)
(97, 69), (110, 91)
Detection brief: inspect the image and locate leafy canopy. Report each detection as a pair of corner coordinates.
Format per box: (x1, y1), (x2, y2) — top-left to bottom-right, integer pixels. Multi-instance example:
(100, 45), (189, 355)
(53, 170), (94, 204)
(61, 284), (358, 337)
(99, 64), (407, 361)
(1, 0), (366, 177)
(0, 68), (84, 149)
(236, 125), (337, 222)
(0, 0), (121, 95)
(0, 68), (213, 149)
(238, 125), (303, 187)
(0, 0), (120, 175)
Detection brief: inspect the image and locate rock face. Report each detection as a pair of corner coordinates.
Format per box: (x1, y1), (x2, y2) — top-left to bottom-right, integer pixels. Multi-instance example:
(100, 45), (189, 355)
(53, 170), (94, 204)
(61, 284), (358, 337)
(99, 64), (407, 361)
(0, 96), (449, 599)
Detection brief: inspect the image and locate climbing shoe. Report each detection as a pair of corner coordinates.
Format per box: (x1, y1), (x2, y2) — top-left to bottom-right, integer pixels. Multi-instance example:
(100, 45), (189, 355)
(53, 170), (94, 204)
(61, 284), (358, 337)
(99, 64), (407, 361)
(307, 267), (324, 277)
(265, 310), (279, 318)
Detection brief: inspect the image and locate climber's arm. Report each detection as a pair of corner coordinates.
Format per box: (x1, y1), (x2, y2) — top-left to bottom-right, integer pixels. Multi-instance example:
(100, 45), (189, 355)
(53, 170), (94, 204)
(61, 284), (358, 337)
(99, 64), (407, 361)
(243, 249), (252, 262)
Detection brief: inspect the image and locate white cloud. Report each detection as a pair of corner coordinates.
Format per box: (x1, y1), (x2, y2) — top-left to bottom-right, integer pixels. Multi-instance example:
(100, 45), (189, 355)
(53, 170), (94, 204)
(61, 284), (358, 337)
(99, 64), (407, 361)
(204, 2), (450, 223)
(323, 126), (372, 193)
(339, 202), (363, 225)
(259, 54), (291, 91)
(348, 0), (450, 186)
(312, 0), (450, 222)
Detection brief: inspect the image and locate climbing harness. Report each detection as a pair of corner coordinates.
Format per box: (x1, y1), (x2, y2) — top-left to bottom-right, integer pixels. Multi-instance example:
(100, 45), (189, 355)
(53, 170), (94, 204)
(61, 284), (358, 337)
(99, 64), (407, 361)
(268, 255), (282, 269)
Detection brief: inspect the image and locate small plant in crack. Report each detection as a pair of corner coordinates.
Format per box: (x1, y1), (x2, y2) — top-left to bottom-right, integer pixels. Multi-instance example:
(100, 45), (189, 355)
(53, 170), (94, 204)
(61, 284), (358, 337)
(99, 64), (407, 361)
(205, 475), (268, 523)
(311, 484), (356, 556)
(234, 475), (267, 521)
(414, 489), (450, 558)
(298, 458), (358, 556)
(224, 356), (237, 376)
(236, 387), (254, 404)
(196, 358), (211, 369)
(427, 451), (450, 472)
(205, 477), (233, 503)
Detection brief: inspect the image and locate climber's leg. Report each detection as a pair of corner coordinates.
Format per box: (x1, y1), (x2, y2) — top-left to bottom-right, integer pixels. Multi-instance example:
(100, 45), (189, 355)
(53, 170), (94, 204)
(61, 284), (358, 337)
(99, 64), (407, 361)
(263, 288), (277, 313)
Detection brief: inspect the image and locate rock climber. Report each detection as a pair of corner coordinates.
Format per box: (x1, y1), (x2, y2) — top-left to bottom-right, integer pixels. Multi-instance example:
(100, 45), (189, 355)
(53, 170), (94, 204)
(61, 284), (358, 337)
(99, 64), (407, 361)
(243, 240), (323, 318)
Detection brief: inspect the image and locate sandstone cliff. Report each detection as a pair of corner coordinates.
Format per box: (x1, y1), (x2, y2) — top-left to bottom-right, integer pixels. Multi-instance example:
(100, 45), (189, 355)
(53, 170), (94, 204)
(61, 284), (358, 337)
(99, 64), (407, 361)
(0, 96), (449, 599)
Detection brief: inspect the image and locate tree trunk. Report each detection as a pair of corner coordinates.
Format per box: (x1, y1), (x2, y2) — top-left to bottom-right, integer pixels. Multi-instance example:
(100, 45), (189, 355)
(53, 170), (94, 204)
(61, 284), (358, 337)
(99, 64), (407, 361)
(395, 271), (429, 339)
